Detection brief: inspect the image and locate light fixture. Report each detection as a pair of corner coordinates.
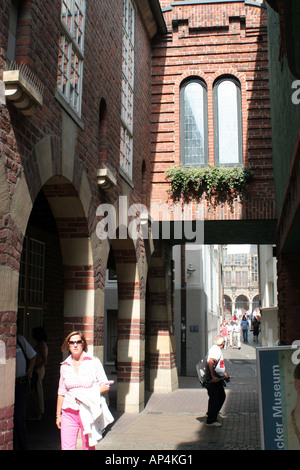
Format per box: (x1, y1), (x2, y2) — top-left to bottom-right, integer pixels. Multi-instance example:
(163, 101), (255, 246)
(97, 168), (117, 191)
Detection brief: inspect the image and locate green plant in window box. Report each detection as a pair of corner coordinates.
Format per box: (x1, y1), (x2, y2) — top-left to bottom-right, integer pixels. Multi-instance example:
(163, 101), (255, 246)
(165, 165), (254, 209)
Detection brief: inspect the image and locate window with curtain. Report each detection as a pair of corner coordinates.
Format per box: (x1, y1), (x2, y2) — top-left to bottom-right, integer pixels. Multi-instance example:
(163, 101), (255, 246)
(214, 77), (243, 165)
(180, 79), (208, 166)
(57, 0), (85, 115)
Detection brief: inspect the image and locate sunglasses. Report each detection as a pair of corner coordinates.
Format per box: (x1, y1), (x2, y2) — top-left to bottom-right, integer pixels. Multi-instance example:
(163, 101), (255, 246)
(68, 340), (83, 346)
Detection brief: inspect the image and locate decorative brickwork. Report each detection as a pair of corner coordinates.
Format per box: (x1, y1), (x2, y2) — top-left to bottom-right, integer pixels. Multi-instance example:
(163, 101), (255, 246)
(118, 319), (146, 342)
(152, 1), (276, 222)
(63, 265), (94, 291)
(117, 361), (145, 384)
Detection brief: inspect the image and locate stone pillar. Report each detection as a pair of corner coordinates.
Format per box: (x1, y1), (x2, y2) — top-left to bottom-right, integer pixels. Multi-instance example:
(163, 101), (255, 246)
(0, 216), (23, 449)
(114, 248), (146, 412)
(146, 250), (178, 393)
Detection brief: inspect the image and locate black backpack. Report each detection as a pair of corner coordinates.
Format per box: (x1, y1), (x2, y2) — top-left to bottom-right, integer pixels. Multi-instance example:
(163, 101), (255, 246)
(196, 356), (213, 388)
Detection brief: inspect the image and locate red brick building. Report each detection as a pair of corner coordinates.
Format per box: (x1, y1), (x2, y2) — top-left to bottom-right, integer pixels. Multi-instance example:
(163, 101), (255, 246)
(151, 0), (276, 240)
(0, 0), (169, 450)
(1, 0), (295, 451)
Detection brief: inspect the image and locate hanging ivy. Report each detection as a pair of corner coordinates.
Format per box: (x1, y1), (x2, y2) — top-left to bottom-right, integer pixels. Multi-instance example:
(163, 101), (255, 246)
(165, 165), (254, 208)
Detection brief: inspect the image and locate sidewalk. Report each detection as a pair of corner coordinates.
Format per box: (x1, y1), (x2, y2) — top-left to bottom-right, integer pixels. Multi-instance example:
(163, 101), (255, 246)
(27, 332), (262, 451)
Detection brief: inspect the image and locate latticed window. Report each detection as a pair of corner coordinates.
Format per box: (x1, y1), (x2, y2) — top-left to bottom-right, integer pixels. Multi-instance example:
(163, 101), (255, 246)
(19, 237), (45, 305)
(57, 0), (85, 115)
(213, 76), (243, 165)
(251, 256), (258, 282)
(180, 79), (208, 166)
(18, 237), (45, 339)
(120, 0), (135, 179)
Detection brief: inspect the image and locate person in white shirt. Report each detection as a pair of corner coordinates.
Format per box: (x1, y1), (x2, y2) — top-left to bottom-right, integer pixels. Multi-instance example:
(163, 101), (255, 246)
(233, 321), (241, 349)
(56, 331), (113, 450)
(206, 335), (229, 427)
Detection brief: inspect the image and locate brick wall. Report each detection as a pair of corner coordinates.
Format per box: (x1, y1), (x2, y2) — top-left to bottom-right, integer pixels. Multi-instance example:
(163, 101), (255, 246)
(0, 0), (155, 445)
(1, 0), (153, 216)
(277, 253), (300, 344)
(151, 1), (276, 222)
(0, 406), (14, 450)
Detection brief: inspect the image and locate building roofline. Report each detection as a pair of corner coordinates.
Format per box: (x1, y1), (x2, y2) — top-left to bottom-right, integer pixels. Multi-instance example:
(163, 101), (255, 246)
(148, 0), (168, 35)
(168, 0), (266, 8)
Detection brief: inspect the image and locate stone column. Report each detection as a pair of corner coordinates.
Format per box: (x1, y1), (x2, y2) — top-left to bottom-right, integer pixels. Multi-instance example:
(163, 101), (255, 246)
(146, 250), (178, 393)
(114, 247), (146, 412)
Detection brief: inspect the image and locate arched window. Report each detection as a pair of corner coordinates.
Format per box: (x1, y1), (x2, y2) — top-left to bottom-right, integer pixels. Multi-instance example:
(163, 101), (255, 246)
(213, 76), (243, 165)
(180, 79), (208, 166)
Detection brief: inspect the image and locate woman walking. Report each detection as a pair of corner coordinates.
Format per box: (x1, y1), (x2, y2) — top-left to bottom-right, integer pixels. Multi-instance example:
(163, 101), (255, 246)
(56, 331), (113, 450)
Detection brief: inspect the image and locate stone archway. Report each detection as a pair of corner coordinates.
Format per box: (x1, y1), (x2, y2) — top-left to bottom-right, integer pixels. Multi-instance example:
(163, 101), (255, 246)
(42, 176), (96, 351)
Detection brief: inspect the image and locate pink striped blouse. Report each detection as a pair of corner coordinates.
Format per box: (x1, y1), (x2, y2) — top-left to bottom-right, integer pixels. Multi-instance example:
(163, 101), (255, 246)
(58, 352), (108, 411)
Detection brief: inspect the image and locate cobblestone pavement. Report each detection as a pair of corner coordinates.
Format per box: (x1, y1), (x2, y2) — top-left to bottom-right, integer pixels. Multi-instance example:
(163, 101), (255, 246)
(96, 334), (261, 451)
(27, 331), (262, 451)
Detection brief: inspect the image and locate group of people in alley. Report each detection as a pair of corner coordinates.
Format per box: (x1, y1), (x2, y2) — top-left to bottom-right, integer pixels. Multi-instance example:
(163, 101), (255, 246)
(220, 308), (261, 349)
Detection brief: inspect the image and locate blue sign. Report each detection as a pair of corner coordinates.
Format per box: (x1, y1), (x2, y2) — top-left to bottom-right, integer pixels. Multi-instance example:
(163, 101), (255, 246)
(257, 346), (300, 450)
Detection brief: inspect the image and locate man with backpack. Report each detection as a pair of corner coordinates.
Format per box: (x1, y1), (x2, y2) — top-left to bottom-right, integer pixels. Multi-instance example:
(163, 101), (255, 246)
(205, 335), (229, 427)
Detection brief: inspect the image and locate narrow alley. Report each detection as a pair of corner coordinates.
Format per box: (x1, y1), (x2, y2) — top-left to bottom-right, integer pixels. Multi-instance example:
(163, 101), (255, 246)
(27, 331), (262, 451)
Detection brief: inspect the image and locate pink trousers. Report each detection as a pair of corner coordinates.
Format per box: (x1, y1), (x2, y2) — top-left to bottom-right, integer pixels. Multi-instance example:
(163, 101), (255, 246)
(61, 409), (95, 450)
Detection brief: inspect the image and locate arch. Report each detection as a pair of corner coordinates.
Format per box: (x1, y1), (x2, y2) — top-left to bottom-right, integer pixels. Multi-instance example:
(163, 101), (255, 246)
(235, 294), (249, 313)
(40, 175), (97, 351)
(8, 132), (99, 357)
(223, 294), (232, 317)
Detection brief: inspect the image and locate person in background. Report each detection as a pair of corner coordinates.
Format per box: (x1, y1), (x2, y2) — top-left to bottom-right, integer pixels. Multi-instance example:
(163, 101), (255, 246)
(220, 320), (228, 348)
(227, 318), (233, 348)
(31, 327), (48, 419)
(252, 315), (261, 343)
(14, 334), (37, 450)
(241, 315), (249, 343)
(233, 321), (241, 349)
